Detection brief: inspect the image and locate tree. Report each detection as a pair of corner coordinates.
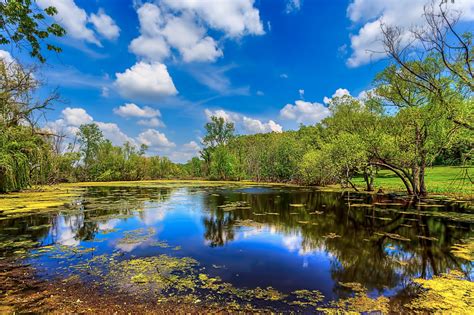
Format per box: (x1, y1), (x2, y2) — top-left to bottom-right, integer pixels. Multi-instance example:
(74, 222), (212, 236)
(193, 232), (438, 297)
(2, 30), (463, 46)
(201, 116), (235, 177)
(373, 59), (463, 197)
(0, 58), (57, 191)
(380, 0), (473, 130)
(210, 146), (236, 180)
(0, 0), (66, 63)
(77, 123), (104, 177)
(323, 95), (383, 191)
(202, 116), (235, 148)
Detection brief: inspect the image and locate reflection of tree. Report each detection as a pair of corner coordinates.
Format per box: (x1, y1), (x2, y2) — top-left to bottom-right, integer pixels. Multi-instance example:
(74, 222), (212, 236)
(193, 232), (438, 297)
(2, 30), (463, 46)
(201, 189), (473, 294)
(0, 186), (174, 254)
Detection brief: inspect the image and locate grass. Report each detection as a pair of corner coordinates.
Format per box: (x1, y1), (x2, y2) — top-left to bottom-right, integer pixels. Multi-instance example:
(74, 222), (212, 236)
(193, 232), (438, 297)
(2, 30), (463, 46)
(352, 166), (473, 198)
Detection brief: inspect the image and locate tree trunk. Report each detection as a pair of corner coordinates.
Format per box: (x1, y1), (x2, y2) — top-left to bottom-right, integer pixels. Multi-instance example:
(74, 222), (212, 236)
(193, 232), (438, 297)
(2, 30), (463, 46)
(371, 161), (414, 195)
(363, 165), (374, 191)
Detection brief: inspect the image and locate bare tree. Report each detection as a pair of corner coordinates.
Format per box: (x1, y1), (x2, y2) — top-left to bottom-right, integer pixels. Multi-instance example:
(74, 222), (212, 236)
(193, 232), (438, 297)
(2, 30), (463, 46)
(380, 0), (473, 131)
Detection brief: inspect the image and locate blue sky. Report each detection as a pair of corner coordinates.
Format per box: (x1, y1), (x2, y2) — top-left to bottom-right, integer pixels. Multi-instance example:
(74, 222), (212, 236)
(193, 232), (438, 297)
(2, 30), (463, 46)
(2, 0), (473, 162)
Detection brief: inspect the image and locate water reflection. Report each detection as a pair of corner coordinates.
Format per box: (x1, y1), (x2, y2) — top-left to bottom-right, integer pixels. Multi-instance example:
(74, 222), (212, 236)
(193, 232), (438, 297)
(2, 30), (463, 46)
(0, 185), (472, 303)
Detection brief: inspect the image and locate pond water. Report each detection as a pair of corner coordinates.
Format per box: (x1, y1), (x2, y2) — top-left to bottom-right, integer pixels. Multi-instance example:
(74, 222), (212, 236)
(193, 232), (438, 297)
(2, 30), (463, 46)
(0, 183), (473, 311)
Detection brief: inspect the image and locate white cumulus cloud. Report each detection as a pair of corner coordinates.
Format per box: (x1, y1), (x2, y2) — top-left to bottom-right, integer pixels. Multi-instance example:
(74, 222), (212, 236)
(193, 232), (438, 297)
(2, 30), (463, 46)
(114, 103), (160, 118)
(346, 0), (474, 67)
(280, 100), (330, 125)
(115, 62), (178, 101)
(61, 107), (93, 126)
(89, 8), (120, 40)
(323, 88), (351, 104)
(162, 0), (265, 37)
(37, 0), (119, 46)
(205, 109), (282, 134)
(129, 0), (263, 64)
(137, 129), (176, 150)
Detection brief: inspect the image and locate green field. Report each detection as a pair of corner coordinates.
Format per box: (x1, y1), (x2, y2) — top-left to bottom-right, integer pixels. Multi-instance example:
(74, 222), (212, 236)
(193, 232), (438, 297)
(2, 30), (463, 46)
(352, 166), (473, 198)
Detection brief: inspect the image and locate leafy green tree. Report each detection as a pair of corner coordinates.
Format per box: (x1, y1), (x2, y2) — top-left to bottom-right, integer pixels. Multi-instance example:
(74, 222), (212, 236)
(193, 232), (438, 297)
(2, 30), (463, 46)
(76, 123), (104, 177)
(203, 116), (235, 148)
(373, 58), (464, 197)
(0, 59), (57, 191)
(210, 146), (236, 180)
(201, 116), (235, 177)
(0, 0), (66, 62)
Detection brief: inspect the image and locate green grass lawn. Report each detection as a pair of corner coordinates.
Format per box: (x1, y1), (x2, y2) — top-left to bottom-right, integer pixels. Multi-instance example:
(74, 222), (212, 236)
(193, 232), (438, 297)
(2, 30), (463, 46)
(352, 166), (473, 197)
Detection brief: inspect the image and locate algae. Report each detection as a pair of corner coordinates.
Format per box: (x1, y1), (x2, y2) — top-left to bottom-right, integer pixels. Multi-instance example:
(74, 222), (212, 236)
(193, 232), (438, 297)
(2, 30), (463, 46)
(405, 270), (474, 314)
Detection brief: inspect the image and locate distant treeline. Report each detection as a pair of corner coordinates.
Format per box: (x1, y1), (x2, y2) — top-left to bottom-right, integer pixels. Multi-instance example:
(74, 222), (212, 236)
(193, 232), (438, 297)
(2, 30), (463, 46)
(0, 1), (472, 197)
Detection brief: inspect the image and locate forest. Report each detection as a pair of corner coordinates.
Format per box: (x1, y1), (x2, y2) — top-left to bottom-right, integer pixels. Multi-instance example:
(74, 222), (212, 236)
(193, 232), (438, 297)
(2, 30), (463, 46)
(0, 0), (472, 197)
(1, 1), (473, 314)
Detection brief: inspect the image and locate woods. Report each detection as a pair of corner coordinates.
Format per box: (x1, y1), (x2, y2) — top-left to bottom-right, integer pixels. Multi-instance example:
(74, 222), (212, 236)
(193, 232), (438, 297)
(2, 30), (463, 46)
(0, 0), (472, 197)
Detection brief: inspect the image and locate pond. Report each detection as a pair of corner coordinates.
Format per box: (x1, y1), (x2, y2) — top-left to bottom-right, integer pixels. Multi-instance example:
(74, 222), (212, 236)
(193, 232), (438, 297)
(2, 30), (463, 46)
(0, 183), (473, 312)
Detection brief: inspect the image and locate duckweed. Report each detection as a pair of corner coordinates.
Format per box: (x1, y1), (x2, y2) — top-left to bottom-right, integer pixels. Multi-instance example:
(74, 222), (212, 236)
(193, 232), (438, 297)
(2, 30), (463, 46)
(405, 270), (474, 313)
(451, 238), (474, 261)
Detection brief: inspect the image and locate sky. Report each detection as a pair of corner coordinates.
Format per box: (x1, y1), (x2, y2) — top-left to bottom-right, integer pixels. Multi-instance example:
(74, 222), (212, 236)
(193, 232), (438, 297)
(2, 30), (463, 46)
(1, 0), (473, 162)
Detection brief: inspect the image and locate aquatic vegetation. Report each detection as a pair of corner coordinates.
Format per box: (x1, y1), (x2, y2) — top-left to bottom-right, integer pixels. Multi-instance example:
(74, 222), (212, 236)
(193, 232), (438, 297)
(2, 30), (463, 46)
(217, 201), (251, 211)
(374, 232), (410, 242)
(451, 238), (474, 261)
(117, 227), (156, 245)
(323, 233), (341, 239)
(252, 286), (287, 301)
(405, 270), (474, 313)
(290, 289), (324, 307)
(347, 203), (374, 207)
(0, 187), (83, 219)
(104, 255), (199, 294)
(1, 183), (473, 313)
(320, 282), (389, 314)
(234, 219), (264, 228)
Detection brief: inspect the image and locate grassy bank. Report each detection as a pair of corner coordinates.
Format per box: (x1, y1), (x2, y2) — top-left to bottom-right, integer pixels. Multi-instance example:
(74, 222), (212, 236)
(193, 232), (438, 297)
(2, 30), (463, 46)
(352, 166), (473, 198)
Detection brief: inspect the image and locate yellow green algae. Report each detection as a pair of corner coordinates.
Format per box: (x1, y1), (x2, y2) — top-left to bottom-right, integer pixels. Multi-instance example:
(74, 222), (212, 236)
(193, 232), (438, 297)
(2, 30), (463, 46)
(318, 282), (389, 314)
(405, 270), (474, 314)
(451, 238), (474, 261)
(217, 201), (252, 211)
(0, 186), (83, 219)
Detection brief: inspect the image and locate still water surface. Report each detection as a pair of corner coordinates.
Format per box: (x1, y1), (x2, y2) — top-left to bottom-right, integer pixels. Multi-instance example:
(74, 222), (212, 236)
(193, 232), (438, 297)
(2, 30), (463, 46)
(0, 184), (472, 310)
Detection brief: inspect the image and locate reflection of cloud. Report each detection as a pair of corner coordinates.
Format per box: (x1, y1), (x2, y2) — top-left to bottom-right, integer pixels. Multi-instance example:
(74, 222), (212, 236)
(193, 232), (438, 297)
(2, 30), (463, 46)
(283, 234), (301, 252)
(140, 204), (168, 225)
(115, 242), (141, 252)
(282, 233), (325, 256)
(98, 219), (120, 231)
(241, 228), (265, 239)
(55, 215), (81, 247)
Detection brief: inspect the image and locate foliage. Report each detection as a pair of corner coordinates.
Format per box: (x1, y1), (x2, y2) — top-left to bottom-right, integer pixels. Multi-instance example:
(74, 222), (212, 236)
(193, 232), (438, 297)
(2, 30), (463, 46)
(0, 60), (57, 192)
(0, 0), (66, 62)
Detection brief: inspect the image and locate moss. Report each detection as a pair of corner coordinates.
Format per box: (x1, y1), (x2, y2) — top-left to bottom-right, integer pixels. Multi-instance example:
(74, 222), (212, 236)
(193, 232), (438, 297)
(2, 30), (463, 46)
(405, 270), (474, 313)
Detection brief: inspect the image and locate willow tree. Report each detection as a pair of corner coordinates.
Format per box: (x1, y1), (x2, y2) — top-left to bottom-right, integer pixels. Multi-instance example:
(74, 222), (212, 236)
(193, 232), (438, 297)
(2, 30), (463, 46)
(0, 59), (58, 192)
